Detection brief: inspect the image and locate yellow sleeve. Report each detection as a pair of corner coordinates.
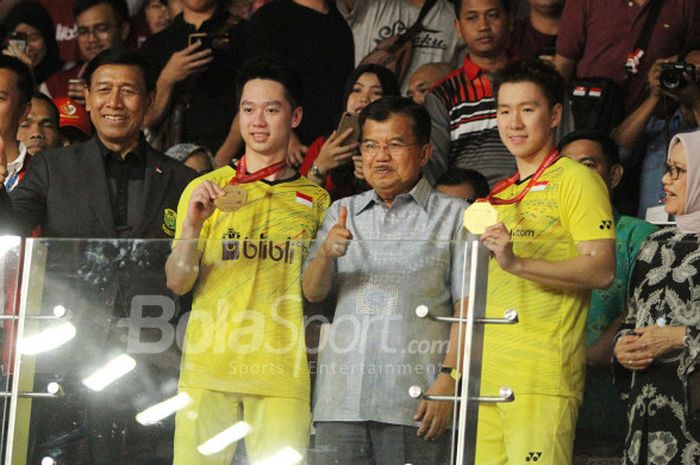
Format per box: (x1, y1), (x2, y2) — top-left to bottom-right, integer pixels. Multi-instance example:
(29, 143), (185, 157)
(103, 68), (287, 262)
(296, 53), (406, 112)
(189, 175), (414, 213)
(559, 162), (616, 242)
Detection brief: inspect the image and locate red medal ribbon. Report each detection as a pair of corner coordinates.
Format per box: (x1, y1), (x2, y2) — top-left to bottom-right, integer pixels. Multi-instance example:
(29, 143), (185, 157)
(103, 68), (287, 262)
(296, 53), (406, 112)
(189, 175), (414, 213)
(230, 156), (287, 185)
(480, 148), (559, 206)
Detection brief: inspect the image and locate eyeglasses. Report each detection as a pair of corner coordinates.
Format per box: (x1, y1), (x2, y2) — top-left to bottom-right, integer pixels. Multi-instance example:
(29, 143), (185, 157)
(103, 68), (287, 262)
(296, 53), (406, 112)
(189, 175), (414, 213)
(359, 141), (422, 156)
(664, 162), (687, 180)
(77, 23), (116, 38)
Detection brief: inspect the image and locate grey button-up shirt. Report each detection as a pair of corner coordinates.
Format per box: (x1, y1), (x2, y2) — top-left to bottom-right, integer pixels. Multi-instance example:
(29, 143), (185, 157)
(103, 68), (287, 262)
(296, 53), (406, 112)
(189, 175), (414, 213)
(307, 177), (469, 426)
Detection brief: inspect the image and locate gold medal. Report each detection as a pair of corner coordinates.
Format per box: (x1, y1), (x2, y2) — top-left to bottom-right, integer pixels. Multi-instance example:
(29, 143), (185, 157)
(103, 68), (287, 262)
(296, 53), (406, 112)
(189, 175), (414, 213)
(463, 202), (498, 234)
(214, 185), (248, 212)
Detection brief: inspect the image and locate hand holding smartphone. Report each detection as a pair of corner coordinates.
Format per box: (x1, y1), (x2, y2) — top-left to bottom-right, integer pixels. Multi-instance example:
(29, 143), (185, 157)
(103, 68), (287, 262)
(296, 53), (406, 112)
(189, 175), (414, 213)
(336, 112), (360, 145)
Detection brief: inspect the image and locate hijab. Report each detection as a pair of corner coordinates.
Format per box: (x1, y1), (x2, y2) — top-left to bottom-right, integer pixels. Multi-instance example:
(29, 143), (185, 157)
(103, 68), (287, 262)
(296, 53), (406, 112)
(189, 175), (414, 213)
(3, 1), (64, 84)
(669, 130), (700, 234)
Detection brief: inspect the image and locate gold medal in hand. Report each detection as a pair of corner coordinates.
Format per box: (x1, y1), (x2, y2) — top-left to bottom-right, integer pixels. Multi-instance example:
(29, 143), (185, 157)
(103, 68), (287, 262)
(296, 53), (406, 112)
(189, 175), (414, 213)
(214, 185), (248, 212)
(463, 202), (498, 234)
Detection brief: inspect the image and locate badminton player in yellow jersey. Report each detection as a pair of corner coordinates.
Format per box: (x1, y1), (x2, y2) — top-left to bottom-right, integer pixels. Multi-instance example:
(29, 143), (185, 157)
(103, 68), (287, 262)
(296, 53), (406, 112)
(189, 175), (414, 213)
(165, 59), (330, 465)
(475, 60), (616, 465)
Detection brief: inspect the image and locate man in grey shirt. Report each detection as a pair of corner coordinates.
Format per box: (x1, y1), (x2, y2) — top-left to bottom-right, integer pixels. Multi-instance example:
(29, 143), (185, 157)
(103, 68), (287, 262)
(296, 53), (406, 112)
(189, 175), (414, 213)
(303, 97), (468, 465)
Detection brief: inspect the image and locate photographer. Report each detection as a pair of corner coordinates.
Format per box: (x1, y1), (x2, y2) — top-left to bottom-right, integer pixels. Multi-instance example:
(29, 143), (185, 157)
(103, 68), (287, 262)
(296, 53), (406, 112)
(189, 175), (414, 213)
(611, 41), (700, 219)
(140, 0), (247, 153)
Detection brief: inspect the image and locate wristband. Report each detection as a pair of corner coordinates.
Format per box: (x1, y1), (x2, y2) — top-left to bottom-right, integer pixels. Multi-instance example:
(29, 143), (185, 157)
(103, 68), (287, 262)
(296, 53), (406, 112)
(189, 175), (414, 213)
(439, 365), (461, 382)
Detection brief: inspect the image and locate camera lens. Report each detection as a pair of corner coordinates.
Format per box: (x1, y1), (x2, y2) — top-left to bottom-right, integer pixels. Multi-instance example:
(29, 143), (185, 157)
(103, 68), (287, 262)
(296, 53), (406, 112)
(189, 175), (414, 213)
(660, 69), (683, 90)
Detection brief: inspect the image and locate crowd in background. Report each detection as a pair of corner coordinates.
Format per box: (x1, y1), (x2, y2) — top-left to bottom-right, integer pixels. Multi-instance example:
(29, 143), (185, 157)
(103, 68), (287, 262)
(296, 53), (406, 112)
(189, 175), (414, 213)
(0, 1), (699, 465)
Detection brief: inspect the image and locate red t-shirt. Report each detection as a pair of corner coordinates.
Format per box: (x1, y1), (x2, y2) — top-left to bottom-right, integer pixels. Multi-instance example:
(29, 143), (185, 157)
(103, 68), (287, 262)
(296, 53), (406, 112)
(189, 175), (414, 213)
(556, 0), (700, 113)
(509, 18), (557, 61)
(40, 0), (80, 64)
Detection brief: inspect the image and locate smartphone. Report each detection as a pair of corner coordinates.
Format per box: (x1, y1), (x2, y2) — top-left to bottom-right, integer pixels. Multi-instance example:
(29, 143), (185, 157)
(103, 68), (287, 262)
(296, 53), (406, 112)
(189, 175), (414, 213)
(188, 32), (209, 48)
(336, 112), (360, 145)
(541, 45), (556, 57)
(6, 31), (27, 53)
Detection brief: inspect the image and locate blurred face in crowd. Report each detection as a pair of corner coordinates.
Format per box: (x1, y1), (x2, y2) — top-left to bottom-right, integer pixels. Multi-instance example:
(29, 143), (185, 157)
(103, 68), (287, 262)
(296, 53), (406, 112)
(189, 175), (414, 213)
(84, 64), (153, 153)
(528, 0), (565, 16)
(561, 139), (623, 192)
(145, 0), (172, 34)
(436, 182), (478, 201)
(407, 65), (448, 105)
(454, 0), (510, 59)
(662, 142), (688, 216)
(169, 0), (184, 17)
(184, 150), (213, 174)
(181, 0), (217, 13)
(239, 78), (302, 158)
(346, 72), (384, 114)
(12, 23), (47, 68)
(76, 3), (129, 62)
(361, 114), (431, 202)
(0, 69), (28, 141)
(17, 97), (60, 156)
(496, 81), (561, 162)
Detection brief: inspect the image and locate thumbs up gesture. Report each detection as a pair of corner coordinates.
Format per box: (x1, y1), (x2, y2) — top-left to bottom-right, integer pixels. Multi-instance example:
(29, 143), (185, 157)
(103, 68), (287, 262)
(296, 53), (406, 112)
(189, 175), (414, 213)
(321, 206), (353, 258)
(0, 136), (7, 186)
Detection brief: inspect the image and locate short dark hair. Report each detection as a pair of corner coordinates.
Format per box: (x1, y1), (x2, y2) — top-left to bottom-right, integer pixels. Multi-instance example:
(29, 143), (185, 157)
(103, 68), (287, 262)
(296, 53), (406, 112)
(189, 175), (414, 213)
(73, 0), (129, 23)
(0, 55), (34, 106)
(235, 57), (303, 109)
(454, 0), (510, 18)
(493, 59), (564, 108)
(84, 47), (155, 92)
(436, 168), (490, 198)
(557, 129), (621, 168)
(359, 96), (431, 144)
(30, 91), (60, 123)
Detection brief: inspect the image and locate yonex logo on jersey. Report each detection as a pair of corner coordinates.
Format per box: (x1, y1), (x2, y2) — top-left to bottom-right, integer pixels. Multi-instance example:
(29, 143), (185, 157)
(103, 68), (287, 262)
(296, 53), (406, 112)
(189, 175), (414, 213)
(222, 230), (296, 264)
(525, 451), (542, 462)
(599, 220), (612, 230)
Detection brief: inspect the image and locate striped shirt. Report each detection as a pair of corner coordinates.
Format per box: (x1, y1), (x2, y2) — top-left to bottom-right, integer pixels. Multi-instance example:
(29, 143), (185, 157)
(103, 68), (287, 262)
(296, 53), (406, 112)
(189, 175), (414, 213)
(424, 57), (516, 187)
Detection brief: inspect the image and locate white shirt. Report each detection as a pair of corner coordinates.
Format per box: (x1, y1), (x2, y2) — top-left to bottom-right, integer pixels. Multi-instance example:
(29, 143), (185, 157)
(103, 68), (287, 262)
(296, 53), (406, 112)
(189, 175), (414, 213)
(4, 142), (28, 192)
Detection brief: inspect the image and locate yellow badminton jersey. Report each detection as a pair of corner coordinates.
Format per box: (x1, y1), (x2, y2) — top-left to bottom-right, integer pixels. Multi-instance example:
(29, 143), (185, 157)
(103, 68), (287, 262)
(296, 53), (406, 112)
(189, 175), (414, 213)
(174, 165), (330, 401)
(481, 157), (615, 400)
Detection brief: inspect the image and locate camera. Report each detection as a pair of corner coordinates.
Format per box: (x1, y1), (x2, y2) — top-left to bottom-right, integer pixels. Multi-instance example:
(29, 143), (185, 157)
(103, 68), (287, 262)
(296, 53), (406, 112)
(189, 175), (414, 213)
(659, 62), (696, 91)
(187, 32), (230, 51)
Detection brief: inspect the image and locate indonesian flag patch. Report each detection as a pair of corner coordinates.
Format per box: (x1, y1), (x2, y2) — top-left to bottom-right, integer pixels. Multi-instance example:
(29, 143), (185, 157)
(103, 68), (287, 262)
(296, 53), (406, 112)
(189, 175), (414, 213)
(530, 181), (549, 192)
(588, 87), (602, 98)
(573, 86), (586, 97)
(295, 192), (313, 207)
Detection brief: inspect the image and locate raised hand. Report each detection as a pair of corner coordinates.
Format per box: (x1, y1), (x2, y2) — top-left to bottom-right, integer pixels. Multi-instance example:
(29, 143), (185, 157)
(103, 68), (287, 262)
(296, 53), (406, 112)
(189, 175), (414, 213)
(313, 128), (359, 174)
(185, 180), (226, 231)
(160, 42), (214, 86)
(320, 206), (353, 258)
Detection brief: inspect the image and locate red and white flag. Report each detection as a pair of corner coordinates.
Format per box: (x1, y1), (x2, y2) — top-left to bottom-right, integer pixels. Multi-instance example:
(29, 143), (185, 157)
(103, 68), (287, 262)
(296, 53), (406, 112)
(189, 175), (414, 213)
(295, 192), (313, 207)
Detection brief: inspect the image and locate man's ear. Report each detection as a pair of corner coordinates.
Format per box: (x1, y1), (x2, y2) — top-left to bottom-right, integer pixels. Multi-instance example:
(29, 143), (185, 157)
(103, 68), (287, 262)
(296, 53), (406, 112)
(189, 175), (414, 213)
(291, 106), (303, 129)
(120, 21), (130, 42)
(610, 163), (624, 191)
(419, 142), (432, 167)
(146, 89), (155, 113)
(550, 102), (563, 128)
(84, 86), (91, 112)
